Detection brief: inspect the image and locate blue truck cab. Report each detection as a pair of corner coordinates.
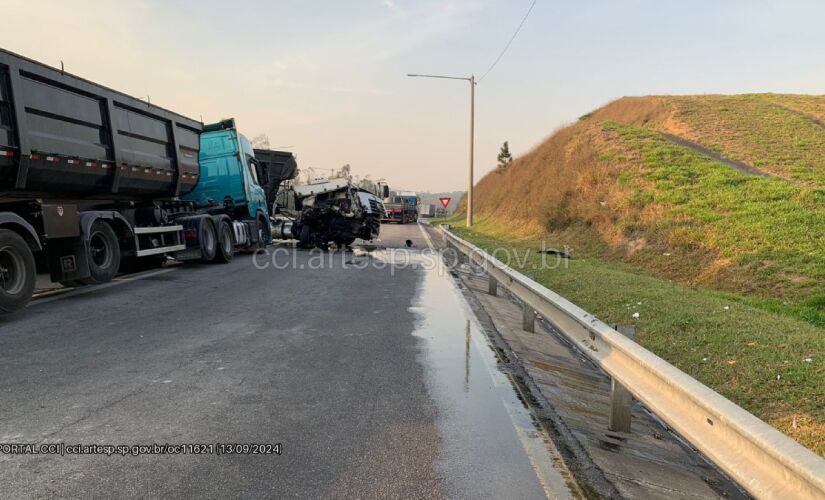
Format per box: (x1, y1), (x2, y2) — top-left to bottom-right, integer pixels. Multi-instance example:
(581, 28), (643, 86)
(181, 119), (269, 225)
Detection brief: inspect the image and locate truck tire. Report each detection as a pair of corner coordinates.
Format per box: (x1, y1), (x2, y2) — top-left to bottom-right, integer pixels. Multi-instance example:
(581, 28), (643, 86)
(214, 220), (234, 263)
(199, 219), (217, 262)
(256, 214), (272, 249)
(81, 220), (120, 285)
(0, 229), (36, 314)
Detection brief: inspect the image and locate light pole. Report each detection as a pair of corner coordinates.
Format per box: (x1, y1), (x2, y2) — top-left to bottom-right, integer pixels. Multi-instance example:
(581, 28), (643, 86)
(407, 73), (475, 227)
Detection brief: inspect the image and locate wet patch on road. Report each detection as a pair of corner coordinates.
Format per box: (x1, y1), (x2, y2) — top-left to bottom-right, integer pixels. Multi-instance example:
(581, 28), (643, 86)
(406, 252), (576, 499)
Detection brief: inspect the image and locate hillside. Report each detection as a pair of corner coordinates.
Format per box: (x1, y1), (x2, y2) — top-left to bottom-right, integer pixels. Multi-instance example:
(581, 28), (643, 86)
(469, 94), (825, 306)
(448, 94), (825, 454)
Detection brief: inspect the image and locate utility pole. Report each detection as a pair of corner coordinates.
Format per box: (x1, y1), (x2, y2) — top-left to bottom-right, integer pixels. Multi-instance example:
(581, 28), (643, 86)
(407, 73), (476, 227)
(467, 75), (474, 226)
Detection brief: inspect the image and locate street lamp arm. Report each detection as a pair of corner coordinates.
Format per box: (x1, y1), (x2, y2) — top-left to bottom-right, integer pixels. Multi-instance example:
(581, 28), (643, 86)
(407, 73), (472, 82)
(407, 72), (476, 227)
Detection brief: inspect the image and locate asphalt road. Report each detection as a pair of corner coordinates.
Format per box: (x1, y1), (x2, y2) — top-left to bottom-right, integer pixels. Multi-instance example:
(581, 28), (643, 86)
(0, 223), (570, 499)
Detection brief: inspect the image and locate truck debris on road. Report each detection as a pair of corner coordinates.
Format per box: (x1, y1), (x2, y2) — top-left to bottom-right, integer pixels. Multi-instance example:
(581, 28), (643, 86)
(272, 178), (388, 249)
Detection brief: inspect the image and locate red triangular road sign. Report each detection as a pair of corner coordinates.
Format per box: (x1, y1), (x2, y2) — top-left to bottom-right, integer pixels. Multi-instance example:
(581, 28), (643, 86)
(439, 197), (451, 209)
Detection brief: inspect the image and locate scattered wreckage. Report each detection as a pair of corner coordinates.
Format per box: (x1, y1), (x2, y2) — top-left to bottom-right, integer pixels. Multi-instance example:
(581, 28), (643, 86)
(254, 151), (389, 249)
(271, 177), (388, 250)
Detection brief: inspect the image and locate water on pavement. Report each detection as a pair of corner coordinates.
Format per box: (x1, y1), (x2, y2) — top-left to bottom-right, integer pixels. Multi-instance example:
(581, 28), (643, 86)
(383, 243), (577, 499)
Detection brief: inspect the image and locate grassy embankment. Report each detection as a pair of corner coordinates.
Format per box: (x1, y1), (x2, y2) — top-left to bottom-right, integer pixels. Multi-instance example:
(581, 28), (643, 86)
(437, 94), (825, 455)
(444, 218), (824, 455)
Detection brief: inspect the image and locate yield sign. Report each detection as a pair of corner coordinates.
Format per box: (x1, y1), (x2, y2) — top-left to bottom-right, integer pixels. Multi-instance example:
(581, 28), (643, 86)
(439, 197), (452, 209)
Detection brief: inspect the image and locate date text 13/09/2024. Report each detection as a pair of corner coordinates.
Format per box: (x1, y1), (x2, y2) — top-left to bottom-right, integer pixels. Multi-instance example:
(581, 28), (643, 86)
(0, 443), (283, 457)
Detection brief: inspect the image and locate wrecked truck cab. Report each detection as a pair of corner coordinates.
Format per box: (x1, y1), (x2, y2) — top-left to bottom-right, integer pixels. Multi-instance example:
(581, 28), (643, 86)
(272, 179), (387, 249)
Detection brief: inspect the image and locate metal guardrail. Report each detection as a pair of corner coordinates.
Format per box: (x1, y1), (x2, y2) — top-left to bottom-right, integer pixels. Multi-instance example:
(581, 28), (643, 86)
(439, 225), (825, 500)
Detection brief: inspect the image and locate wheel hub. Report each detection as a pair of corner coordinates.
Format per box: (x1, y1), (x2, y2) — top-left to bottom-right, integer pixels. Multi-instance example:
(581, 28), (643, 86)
(0, 247), (24, 294)
(89, 232), (111, 268)
(0, 265), (9, 287)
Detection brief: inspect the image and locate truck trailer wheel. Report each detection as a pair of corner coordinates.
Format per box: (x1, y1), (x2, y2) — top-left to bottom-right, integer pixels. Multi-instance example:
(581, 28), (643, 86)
(81, 220), (120, 285)
(214, 220), (234, 263)
(199, 219), (218, 262)
(256, 214), (272, 249)
(0, 229), (37, 314)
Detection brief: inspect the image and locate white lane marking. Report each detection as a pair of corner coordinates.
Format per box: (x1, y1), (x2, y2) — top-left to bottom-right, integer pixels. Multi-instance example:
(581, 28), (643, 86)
(501, 388), (579, 499)
(417, 223), (435, 250)
(31, 267), (179, 307)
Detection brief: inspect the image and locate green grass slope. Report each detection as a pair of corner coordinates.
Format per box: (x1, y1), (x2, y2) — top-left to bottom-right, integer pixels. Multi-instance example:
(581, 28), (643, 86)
(446, 94), (825, 454)
(470, 94), (825, 305)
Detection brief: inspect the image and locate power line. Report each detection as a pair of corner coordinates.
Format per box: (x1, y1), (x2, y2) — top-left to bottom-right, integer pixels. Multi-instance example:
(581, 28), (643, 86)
(477, 0), (537, 83)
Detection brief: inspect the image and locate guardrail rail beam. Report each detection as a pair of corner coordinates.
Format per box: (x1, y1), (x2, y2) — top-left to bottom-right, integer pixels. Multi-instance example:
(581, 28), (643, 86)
(439, 224), (825, 500)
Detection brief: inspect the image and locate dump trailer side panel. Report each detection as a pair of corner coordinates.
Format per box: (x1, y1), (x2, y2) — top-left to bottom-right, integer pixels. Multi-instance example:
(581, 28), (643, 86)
(253, 148), (298, 208)
(0, 49), (202, 200)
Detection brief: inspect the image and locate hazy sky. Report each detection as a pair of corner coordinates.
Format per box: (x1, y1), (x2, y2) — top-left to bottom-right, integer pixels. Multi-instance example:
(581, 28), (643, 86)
(3, 0), (825, 191)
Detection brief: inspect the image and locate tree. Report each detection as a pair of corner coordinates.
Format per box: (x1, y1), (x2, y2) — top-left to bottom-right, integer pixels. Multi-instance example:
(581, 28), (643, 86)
(337, 164), (351, 179)
(250, 134), (270, 150)
(497, 141), (513, 172)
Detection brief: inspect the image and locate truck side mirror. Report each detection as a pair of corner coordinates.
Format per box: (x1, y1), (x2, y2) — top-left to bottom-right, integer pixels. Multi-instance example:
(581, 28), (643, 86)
(382, 185), (390, 198)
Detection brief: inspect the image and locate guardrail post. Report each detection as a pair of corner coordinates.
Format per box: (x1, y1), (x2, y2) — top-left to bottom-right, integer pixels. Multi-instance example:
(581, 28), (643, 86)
(488, 275), (498, 296)
(522, 303), (535, 333)
(609, 325), (636, 433)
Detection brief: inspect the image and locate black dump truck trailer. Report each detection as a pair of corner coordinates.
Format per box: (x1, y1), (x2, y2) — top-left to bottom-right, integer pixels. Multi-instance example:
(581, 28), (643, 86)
(0, 49), (268, 314)
(253, 148), (298, 208)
